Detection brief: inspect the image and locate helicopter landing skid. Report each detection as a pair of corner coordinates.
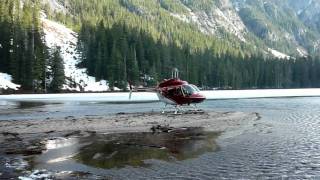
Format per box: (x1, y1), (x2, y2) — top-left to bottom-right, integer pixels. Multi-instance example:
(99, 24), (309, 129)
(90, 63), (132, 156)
(161, 104), (204, 115)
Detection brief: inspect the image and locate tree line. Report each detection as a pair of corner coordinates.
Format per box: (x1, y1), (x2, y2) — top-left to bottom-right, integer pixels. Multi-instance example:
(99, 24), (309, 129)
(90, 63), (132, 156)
(78, 21), (320, 90)
(0, 0), (65, 92)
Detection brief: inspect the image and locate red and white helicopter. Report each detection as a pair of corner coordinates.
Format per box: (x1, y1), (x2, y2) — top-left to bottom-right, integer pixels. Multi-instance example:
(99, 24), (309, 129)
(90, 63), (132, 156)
(130, 68), (206, 114)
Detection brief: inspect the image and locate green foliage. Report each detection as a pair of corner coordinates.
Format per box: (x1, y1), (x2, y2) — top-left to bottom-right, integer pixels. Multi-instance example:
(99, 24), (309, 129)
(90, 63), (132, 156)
(159, 0), (189, 14)
(50, 46), (65, 92)
(180, 0), (215, 14)
(79, 22), (320, 89)
(0, 0), (49, 91)
(239, 8), (269, 39)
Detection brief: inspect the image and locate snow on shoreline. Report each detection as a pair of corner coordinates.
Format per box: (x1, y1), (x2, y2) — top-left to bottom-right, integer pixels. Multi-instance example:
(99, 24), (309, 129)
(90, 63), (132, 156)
(41, 17), (109, 92)
(0, 72), (20, 90)
(1, 89), (320, 102)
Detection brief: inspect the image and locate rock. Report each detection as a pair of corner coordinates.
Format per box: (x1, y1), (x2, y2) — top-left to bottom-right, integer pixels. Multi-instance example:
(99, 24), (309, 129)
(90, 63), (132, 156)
(2, 132), (19, 137)
(106, 151), (118, 159)
(93, 153), (102, 159)
(65, 116), (75, 119)
(85, 130), (96, 134)
(45, 130), (55, 134)
(64, 130), (81, 137)
(151, 125), (174, 133)
(5, 147), (43, 155)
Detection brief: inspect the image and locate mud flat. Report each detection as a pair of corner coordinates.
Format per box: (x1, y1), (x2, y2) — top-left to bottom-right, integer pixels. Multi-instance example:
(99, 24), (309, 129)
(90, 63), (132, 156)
(0, 111), (258, 136)
(0, 111), (259, 158)
(0, 111), (259, 179)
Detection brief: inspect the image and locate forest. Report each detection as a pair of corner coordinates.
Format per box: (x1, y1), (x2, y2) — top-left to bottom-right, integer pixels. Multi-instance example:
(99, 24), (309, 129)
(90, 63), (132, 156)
(78, 21), (320, 90)
(0, 0), (64, 92)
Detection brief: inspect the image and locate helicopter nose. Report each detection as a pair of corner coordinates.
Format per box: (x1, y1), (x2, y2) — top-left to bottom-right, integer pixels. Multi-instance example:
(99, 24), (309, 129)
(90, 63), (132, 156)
(191, 93), (206, 103)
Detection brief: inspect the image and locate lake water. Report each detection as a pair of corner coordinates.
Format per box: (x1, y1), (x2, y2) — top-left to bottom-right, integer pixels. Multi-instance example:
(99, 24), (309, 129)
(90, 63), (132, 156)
(1, 97), (320, 179)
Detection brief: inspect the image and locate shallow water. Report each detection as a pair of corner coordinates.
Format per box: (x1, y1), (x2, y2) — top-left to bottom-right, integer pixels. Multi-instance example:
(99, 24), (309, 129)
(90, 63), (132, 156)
(1, 97), (320, 179)
(29, 128), (219, 171)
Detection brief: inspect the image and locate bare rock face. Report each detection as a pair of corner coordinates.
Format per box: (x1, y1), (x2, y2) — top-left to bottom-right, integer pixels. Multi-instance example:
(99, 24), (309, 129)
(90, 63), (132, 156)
(232, 0), (320, 54)
(169, 0), (247, 42)
(168, 0), (320, 54)
(297, 0), (320, 34)
(41, 0), (68, 14)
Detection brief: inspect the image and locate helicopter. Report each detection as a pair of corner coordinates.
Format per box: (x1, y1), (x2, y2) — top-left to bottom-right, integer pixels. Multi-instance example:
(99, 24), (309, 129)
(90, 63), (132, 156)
(129, 68), (206, 114)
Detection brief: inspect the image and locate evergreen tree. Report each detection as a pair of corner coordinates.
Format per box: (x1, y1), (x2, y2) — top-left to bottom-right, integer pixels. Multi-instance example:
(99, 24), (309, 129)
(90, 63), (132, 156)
(0, 0), (49, 92)
(127, 46), (139, 84)
(50, 46), (65, 92)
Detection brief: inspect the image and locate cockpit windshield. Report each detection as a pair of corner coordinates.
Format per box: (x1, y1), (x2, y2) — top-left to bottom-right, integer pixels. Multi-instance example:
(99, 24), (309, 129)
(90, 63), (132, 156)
(190, 84), (200, 92)
(182, 84), (199, 96)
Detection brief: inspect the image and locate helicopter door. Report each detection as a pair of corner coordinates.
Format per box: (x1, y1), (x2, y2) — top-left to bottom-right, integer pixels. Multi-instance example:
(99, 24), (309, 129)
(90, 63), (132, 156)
(175, 87), (184, 97)
(167, 87), (183, 97)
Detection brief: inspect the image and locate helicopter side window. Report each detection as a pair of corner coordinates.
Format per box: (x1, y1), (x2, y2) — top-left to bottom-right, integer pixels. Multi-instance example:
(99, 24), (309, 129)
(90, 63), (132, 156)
(182, 85), (196, 96)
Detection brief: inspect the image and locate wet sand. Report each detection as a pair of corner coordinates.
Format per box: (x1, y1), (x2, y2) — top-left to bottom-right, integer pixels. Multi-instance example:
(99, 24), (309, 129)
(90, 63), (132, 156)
(0, 111), (259, 151)
(0, 111), (259, 157)
(0, 111), (259, 179)
(0, 111), (258, 135)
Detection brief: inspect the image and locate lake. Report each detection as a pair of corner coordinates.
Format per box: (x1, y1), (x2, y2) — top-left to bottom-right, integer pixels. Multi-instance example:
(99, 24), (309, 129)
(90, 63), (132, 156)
(1, 97), (320, 179)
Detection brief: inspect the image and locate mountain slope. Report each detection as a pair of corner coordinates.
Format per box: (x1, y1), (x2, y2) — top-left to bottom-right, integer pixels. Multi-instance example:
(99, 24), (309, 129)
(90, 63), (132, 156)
(36, 0), (320, 90)
(43, 0), (320, 57)
(41, 16), (110, 91)
(2, 0), (320, 92)
(164, 0), (247, 42)
(233, 0), (320, 56)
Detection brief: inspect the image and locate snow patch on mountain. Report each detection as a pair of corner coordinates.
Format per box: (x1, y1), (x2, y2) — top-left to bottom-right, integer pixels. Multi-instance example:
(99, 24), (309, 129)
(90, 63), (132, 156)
(314, 39), (320, 50)
(0, 73), (20, 90)
(170, 13), (190, 23)
(267, 48), (291, 59)
(296, 47), (308, 57)
(41, 17), (109, 92)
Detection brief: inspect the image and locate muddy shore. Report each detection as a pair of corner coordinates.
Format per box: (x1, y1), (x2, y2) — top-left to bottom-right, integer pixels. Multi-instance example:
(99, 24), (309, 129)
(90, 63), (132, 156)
(0, 111), (259, 153)
(0, 111), (259, 179)
(0, 111), (258, 134)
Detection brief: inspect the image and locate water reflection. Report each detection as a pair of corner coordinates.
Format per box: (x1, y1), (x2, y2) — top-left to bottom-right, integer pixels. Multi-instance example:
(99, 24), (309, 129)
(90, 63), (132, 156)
(45, 137), (79, 150)
(75, 128), (219, 168)
(16, 101), (47, 109)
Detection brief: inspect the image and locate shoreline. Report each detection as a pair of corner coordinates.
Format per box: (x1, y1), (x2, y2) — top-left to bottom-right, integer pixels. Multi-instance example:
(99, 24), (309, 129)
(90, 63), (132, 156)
(0, 111), (259, 179)
(0, 111), (260, 157)
(0, 111), (259, 137)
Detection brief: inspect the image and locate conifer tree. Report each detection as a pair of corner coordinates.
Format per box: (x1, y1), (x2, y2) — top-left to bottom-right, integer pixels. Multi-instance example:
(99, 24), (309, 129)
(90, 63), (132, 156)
(127, 46), (139, 84)
(50, 46), (65, 92)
